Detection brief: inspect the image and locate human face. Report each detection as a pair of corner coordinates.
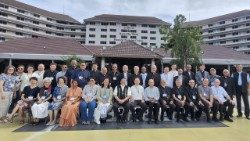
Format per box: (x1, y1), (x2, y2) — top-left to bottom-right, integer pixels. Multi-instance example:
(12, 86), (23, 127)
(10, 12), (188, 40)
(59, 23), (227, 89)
(187, 65), (192, 71)
(102, 67), (107, 75)
(92, 64), (98, 71)
(164, 67), (169, 73)
(112, 64), (117, 71)
(134, 66), (139, 74)
(148, 79), (154, 87)
(223, 70), (230, 77)
(37, 64), (45, 71)
(120, 79), (126, 85)
(71, 60), (78, 68)
(30, 79), (37, 86)
(141, 67), (146, 73)
(123, 65), (128, 73)
(89, 79), (95, 85)
(214, 79), (220, 87)
(236, 64), (243, 72)
(199, 65), (205, 71)
(151, 65), (157, 73)
(50, 65), (57, 71)
(27, 66), (34, 73)
(134, 78), (140, 85)
(44, 81), (51, 88)
(189, 80), (195, 88)
(178, 69), (183, 75)
(171, 64), (177, 70)
(203, 79), (209, 86)
(160, 80), (167, 87)
(210, 69), (216, 75)
(80, 63), (86, 70)
(61, 65), (67, 72)
(58, 78), (65, 85)
(72, 81), (78, 87)
(103, 78), (109, 87)
(176, 80), (182, 87)
(17, 66), (24, 73)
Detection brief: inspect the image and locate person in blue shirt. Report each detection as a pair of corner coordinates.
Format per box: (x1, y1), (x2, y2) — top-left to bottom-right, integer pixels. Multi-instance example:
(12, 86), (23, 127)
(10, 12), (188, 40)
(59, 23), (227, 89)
(72, 62), (90, 89)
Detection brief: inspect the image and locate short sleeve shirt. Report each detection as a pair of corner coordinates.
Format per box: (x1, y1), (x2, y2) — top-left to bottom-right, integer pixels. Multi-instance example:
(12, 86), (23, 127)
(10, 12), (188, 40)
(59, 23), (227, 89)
(0, 73), (19, 92)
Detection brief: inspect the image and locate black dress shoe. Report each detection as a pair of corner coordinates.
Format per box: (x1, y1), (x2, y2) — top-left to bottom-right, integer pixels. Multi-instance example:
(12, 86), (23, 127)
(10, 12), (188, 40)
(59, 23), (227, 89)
(224, 117), (233, 122)
(160, 115), (164, 121)
(246, 117), (250, 120)
(212, 117), (219, 122)
(154, 120), (159, 124)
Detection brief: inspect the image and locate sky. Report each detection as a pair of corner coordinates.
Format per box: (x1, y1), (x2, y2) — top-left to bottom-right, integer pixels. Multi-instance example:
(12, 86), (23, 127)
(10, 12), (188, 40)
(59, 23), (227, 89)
(19, 0), (250, 24)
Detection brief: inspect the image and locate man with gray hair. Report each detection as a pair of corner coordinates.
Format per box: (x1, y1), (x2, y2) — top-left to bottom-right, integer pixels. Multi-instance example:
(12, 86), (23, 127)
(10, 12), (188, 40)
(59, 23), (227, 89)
(145, 65), (161, 87)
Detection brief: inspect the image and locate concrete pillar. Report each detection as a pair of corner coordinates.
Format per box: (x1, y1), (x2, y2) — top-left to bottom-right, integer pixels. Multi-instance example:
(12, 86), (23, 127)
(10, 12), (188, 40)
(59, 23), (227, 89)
(9, 58), (12, 65)
(151, 59), (155, 66)
(101, 57), (105, 68)
(228, 65), (231, 72)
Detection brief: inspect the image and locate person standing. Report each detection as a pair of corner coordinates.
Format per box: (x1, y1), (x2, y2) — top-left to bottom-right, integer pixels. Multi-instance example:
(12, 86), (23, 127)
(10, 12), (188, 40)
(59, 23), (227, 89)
(118, 65), (132, 87)
(161, 67), (174, 88)
(90, 63), (101, 85)
(145, 65), (161, 87)
(43, 63), (58, 88)
(65, 60), (78, 87)
(195, 64), (209, 86)
(32, 63), (45, 88)
(183, 64), (195, 82)
(72, 62), (90, 89)
(109, 63), (120, 89)
(208, 68), (220, 86)
(140, 66), (148, 88)
(98, 67), (111, 86)
(173, 69), (188, 87)
(56, 64), (67, 81)
(232, 64), (250, 119)
(131, 66), (143, 85)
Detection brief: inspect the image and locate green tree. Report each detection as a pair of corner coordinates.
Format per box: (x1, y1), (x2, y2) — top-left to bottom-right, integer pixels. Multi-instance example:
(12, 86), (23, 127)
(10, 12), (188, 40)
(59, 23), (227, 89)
(160, 14), (203, 69)
(61, 55), (85, 67)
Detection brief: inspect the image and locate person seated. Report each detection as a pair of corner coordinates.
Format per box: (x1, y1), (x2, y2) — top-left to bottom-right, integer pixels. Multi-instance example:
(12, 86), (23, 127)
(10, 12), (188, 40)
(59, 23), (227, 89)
(7, 77), (40, 124)
(113, 78), (131, 123)
(198, 78), (219, 122)
(31, 77), (52, 124)
(79, 78), (99, 125)
(158, 79), (175, 121)
(144, 79), (160, 124)
(172, 79), (189, 122)
(185, 79), (203, 121)
(129, 77), (147, 122)
(95, 78), (113, 124)
(47, 77), (68, 125)
(211, 79), (234, 122)
(59, 80), (82, 127)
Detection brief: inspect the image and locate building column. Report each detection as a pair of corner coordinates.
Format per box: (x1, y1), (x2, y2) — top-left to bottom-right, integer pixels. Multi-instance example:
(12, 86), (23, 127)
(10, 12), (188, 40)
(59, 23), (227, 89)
(9, 58), (12, 65)
(151, 59), (155, 66)
(101, 57), (105, 68)
(227, 65), (231, 71)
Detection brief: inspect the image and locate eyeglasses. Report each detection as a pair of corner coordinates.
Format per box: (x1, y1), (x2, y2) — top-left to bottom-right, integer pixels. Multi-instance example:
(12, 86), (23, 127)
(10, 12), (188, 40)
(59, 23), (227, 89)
(18, 68), (24, 70)
(8, 68), (14, 71)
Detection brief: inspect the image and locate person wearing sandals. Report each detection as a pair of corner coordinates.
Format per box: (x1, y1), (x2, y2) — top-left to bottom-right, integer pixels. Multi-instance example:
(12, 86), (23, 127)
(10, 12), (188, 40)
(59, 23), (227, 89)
(7, 77), (40, 124)
(31, 77), (52, 124)
(79, 77), (99, 125)
(0, 65), (19, 123)
(47, 77), (68, 125)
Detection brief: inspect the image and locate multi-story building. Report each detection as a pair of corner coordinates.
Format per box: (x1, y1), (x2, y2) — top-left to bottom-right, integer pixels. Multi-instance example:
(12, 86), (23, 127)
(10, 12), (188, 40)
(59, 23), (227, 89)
(84, 14), (170, 48)
(185, 10), (250, 54)
(0, 0), (86, 44)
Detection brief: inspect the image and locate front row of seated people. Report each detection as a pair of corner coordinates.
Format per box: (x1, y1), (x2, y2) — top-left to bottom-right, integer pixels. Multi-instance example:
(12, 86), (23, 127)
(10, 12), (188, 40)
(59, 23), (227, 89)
(6, 76), (235, 126)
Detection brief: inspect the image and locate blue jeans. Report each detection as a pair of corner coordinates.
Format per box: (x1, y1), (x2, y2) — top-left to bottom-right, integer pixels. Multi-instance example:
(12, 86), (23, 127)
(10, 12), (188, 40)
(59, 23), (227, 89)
(80, 100), (96, 122)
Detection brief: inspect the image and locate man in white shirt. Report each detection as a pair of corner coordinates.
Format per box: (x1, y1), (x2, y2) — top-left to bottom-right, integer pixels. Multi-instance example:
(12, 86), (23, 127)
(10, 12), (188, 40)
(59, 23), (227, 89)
(130, 77), (147, 122)
(211, 79), (234, 122)
(113, 78), (131, 123)
(161, 67), (174, 88)
(170, 64), (178, 77)
(32, 63), (45, 88)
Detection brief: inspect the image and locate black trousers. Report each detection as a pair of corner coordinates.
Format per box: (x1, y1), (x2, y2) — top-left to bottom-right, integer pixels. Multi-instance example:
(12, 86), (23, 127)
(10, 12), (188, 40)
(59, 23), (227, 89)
(8, 90), (21, 114)
(129, 100), (147, 119)
(236, 86), (249, 117)
(186, 101), (203, 120)
(159, 98), (175, 119)
(113, 102), (130, 120)
(215, 100), (235, 118)
(145, 101), (160, 121)
(201, 99), (219, 120)
(174, 101), (188, 120)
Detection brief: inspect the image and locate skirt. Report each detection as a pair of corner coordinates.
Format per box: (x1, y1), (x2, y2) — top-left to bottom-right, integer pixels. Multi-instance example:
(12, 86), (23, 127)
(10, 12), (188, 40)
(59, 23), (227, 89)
(0, 92), (13, 117)
(31, 101), (49, 118)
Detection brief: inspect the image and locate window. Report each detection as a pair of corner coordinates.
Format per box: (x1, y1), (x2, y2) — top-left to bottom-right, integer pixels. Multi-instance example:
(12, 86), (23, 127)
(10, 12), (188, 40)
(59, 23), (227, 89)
(110, 22), (116, 26)
(122, 23), (128, 26)
(89, 22), (95, 25)
(16, 24), (23, 28)
(56, 33), (64, 36)
(81, 28), (86, 31)
(17, 9), (25, 14)
(0, 20), (7, 25)
(150, 31), (156, 34)
(0, 3), (8, 9)
(33, 28), (39, 31)
(142, 24), (147, 27)
(89, 28), (95, 31)
(70, 35), (75, 37)
(101, 35), (107, 38)
(220, 34), (226, 38)
(208, 36), (213, 39)
(150, 43), (156, 46)
(247, 30), (250, 34)
(141, 30), (148, 33)
(247, 38), (250, 41)
(232, 25), (238, 29)
(208, 30), (213, 33)
(121, 29), (128, 32)
(71, 29), (76, 31)
(208, 42), (213, 45)
(101, 22), (108, 26)
(232, 18), (238, 22)
(89, 41), (95, 44)
(130, 24), (136, 27)
(46, 31), (51, 34)
(219, 28), (225, 31)
(0, 37), (5, 41)
(47, 18), (52, 21)
(219, 21), (225, 24)
(149, 25), (156, 28)
(81, 35), (85, 38)
(0, 12), (7, 17)
(150, 37), (156, 40)
(89, 34), (95, 37)
(141, 42), (148, 45)
(17, 17), (24, 21)
(57, 27), (64, 30)
(208, 24), (213, 27)
(141, 36), (147, 39)
(32, 35), (38, 38)
(46, 24), (52, 28)
(110, 35), (116, 38)
(130, 36), (136, 39)
(220, 41), (226, 44)
(233, 46), (239, 49)
(246, 23), (250, 26)
(121, 35), (127, 38)
(246, 16), (250, 20)
(33, 21), (39, 25)
(233, 39), (239, 42)
(233, 32), (238, 36)
(80, 41), (85, 44)
(110, 29), (116, 32)
(109, 41), (116, 44)
(100, 41), (106, 44)
(34, 14), (40, 18)
(101, 29), (107, 32)
(15, 32), (23, 36)
(130, 30), (136, 33)
(0, 28), (6, 33)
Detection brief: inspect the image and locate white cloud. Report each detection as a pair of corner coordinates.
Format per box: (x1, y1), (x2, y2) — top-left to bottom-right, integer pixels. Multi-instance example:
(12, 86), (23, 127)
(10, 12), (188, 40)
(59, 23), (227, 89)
(18, 0), (250, 23)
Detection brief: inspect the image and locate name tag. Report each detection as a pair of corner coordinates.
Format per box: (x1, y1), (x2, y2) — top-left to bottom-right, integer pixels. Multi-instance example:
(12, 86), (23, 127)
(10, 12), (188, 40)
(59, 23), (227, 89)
(28, 96), (33, 100)
(192, 95), (196, 99)
(204, 93), (207, 96)
(79, 76), (83, 80)
(113, 77), (117, 80)
(70, 97), (75, 101)
(178, 95), (182, 99)
(41, 96), (45, 100)
(57, 95), (62, 100)
(224, 82), (227, 87)
(163, 94), (167, 97)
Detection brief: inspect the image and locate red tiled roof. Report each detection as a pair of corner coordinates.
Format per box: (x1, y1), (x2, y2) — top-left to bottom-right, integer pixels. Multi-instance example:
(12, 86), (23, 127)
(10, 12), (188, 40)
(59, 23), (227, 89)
(0, 0), (80, 24)
(0, 37), (92, 55)
(84, 14), (170, 25)
(85, 41), (163, 59)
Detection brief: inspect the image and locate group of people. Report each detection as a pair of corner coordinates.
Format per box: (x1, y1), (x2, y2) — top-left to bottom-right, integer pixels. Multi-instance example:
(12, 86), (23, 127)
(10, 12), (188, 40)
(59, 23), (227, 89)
(0, 60), (249, 127)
